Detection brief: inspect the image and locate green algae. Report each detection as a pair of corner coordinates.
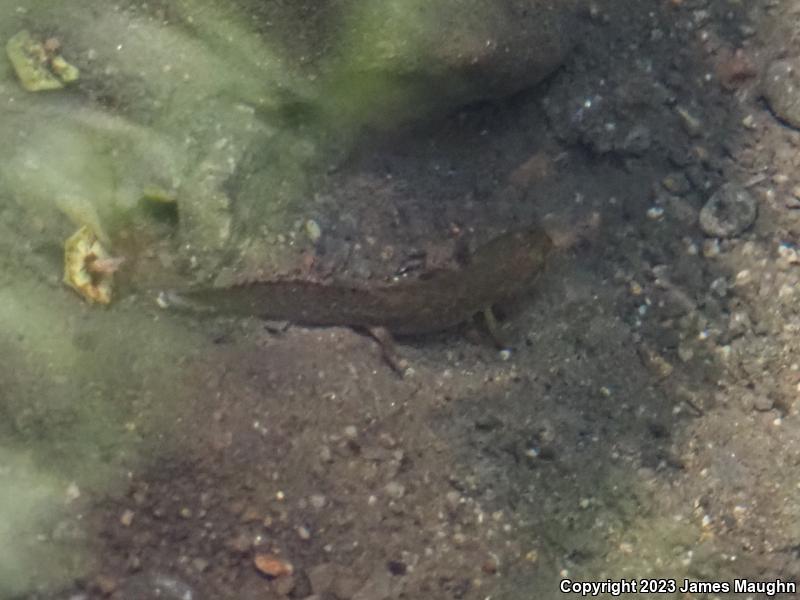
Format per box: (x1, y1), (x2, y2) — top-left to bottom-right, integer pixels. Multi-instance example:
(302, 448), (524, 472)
(0, 1), (569, 595)
(0, 253), (208, 595)
(0, 0), (541, 282)
(0, 449), (87, 597)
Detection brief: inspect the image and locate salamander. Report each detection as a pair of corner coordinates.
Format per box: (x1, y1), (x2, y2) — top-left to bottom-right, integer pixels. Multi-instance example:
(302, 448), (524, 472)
(166, 226), (552, 368)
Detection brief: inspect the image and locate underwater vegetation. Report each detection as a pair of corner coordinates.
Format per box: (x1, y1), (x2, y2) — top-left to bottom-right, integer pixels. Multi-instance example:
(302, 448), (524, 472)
(0, 0), (574, 595)
(6, 29), (79, 91)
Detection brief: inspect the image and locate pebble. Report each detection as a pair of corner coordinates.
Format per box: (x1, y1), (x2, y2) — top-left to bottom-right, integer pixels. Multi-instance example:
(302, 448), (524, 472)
(677, 343), (694, 362)
(662, 172), (692, 195)
(481, 555), (499, 575)
(710, 277), (729, 297)
(387, 559), (407, 575)
(254, 554), (294, 578)
(702, 238), (721, 257)
(192, 558), (209, 573)
(120, 509), (135, 527)
(726, 311), (751, 339)
(622, 124), (652, 154)
(734, 269), (752, 286)
(305, 219), (322, 243)
(699, 183), (758, 238)
(676, 106), (703, 137)
(778, 243), (800, 265)
(763, 58), (800, 129)
(65, 482), (81, 502)
(226, 533), (252, 554)
(309, 494), (327, 509)
(384, 481), (406, 499)
(93, 575), (118, 595)
(753, 395), (775, 412)
(319, 445), (333, 462)
(445, 491), (462, 510)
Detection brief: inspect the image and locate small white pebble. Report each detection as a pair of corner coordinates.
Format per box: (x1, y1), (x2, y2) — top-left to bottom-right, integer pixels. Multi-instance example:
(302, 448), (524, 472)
(445, 491), (462, 509)
(120, 509), (135, 527)
(778, 243), (800, 264)
(65, 482), (80, 502)
(305, 219), (322, 242)
(734, 269), (752, 286)
(385, 481), (406, 499)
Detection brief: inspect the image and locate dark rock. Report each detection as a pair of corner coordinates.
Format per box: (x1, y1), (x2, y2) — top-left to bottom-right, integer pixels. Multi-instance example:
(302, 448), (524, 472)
(699, 183), (758, 238)
(662, 172), (692, 195)
(386, 560), (407, 576)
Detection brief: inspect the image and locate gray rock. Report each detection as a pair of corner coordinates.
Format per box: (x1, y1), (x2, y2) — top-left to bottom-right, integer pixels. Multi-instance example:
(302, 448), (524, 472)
(327, 0), (578, 124)
(753, 395), (775, 412)
(763, 58), (800, 128)
(699, 183), (757, 238)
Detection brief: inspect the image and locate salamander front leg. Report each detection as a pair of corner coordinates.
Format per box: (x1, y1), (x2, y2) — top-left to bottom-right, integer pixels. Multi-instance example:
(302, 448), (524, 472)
(367, 326), (410, 375)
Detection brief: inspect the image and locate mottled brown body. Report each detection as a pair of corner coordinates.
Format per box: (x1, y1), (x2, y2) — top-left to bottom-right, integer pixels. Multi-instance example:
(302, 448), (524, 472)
(177, 227), (552, 336)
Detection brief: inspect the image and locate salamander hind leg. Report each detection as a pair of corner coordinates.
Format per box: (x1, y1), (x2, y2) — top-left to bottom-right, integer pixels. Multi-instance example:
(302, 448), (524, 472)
(367, 326), (410, 375)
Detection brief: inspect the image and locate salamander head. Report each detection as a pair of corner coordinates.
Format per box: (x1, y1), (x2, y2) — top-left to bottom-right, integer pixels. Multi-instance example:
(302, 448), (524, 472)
(467, 226), (553, 299)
